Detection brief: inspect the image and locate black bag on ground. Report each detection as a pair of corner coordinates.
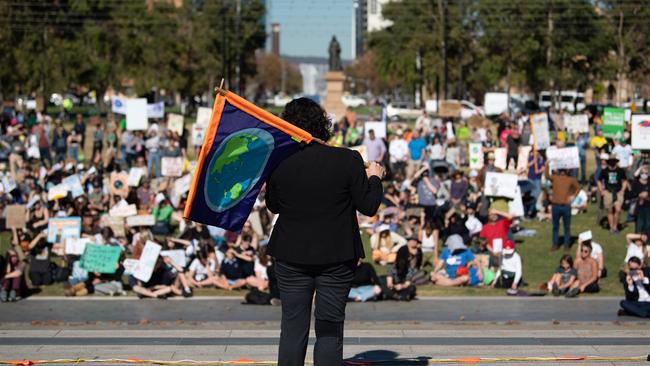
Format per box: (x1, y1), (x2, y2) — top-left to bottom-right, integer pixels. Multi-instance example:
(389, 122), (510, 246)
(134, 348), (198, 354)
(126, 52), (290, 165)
(245, 288), (272, 305)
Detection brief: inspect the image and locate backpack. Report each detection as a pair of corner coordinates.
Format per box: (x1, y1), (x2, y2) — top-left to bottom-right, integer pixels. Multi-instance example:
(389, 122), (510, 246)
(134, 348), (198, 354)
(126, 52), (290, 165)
(244, 288), (272, 305)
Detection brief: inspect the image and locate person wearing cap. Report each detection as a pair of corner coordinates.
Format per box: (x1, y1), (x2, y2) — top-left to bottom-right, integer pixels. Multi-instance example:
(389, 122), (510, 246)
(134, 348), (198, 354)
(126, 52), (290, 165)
(490, 240), (522, 290)
(370, 224), (406, 265)
(618, 256), (650, 318)
(431, 234), (482, 287)
(388, 129), (409, 178)
(597, 153), (629, 234)
(566, 241), (600, 297)
(477, 151), (501, 191)
(545, 160), (581, 250)
(575, 231), (605, 278)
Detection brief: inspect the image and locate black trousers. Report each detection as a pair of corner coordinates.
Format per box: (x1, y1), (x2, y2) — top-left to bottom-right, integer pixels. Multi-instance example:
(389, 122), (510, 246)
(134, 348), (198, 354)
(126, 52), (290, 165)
(620, 300), (650, 318)
(274, 260), (356, 366)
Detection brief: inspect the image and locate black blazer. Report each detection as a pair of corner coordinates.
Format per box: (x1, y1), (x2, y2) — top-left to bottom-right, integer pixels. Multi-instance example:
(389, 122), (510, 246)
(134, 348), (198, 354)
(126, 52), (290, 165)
(266, 143), (383, 265)
(624, 268), (650, 302)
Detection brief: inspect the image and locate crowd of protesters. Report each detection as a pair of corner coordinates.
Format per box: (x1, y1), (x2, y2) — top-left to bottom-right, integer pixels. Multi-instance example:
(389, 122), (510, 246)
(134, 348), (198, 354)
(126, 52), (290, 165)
(0, 104), (649, 317)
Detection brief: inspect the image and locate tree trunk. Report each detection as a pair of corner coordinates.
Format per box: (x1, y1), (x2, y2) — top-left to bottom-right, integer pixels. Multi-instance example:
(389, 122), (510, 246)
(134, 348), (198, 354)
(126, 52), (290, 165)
(616, 10), (625, 105)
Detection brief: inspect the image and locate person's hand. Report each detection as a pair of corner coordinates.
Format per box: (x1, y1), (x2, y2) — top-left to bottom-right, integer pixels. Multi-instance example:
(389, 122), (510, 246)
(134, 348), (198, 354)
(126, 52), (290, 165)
(366, 161), (385, 179)
(626, 275), (634, 287)
(637, 270), (645, 281)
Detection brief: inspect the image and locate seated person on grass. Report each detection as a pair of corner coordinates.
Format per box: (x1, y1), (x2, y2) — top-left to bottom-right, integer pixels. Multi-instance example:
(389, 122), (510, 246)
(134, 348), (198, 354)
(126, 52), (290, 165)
(370, 224), (407, 265)
(547, 254), (577, 296)
(431, 234), (482, 287)
(618, 256), (650, 318)
(348, 262), (382, 302)
(490, 240), (522, 290)
(566, 242), (600, 297)
(130, 257), (178, 299)
(187, 246), (229, 290)
(221, 248), (248, 290)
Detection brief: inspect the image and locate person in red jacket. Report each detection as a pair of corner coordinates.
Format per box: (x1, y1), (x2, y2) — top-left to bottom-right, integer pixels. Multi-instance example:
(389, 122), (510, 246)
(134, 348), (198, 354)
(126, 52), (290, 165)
(480, 208), (514, 258)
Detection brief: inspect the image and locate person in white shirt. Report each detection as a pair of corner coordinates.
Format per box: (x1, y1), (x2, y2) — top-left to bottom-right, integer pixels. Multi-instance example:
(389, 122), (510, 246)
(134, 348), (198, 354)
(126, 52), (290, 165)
(427, 136), (445, 161)
(611, 138), (633, 169)
(187, 247), (229, 290)
(388, 130), (409, 178)
(246, 252), (271, 291)
(618, 257), (650, 318)
(415, 111), (432, 134)
(624, 233), (649, 264)
(490, 240), (522, 290)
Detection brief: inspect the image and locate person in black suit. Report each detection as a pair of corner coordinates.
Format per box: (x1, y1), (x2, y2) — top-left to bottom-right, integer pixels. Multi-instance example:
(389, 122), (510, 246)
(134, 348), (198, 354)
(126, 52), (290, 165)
(266, 98), (384, 366)
(618, 256), (650, 318)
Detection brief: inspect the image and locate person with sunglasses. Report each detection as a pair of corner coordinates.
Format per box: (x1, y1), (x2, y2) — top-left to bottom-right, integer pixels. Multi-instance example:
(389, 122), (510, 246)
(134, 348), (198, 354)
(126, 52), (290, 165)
(566, 241), (600, 297)
(618, 256), (650, 318)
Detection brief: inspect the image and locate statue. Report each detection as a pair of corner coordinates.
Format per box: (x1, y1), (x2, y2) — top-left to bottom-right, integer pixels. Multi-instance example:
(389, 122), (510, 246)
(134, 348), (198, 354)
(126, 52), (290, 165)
(328, 36), (342, 72)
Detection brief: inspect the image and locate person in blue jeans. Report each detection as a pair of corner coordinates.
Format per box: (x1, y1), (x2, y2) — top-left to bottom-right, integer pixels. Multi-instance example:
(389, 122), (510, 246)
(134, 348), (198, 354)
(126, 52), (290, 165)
(546, 163), (581, 250)
(348, 262), (382, 302)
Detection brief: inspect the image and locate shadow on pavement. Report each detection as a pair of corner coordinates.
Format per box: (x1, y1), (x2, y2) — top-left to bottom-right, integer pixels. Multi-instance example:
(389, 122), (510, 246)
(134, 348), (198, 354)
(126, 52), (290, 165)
(345, 350), (430, 365)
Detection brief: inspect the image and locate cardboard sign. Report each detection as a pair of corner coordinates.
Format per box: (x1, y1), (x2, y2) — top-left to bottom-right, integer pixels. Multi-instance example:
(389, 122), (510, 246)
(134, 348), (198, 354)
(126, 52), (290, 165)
(133, 241), (162, 282)
(128, 167), (146, 187)
(109, 203), (137, 218)
(192, 124), (206, 146)
(6, 205), (26, 228)
(531, 113), (550, 150)
(126, 98), (148, 131)
(123, 258), (139, 275)
(160, 249), (186, 267)
(349, 145), (368, 162)
(196, 107), (212, 127)
(167, 113), (184, 135)
(64, 237), (93, 255)
(363, 121), (387, 139)
(48, 183), (69, 201)
(147, 102), (165, 119)
(546, 146), (580, 170)
(161, 157), (183, 177)
(126, 215), (156, 227)
(469, 143), (483, 170)
(603, 107), (625, 139)
(564, 114), (589, 134)
(631, 114), (650, 150)
(468, 115), (490, 129)
(80, 244), (122, 274)
(493, 148), (508, 170)
(438, 101), (462, 118)
(47, 217), (81, 243)
(484, 172), (518, 199)
(62, 174), (84, 198)
(110, 172), (129, 198)
(517, 146), (532, 172)
(101, 215), (126, 237)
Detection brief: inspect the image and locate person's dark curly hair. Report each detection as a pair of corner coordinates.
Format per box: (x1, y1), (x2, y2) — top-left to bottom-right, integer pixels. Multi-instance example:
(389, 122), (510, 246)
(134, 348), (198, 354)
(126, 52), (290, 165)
(281, 98), (332, 141)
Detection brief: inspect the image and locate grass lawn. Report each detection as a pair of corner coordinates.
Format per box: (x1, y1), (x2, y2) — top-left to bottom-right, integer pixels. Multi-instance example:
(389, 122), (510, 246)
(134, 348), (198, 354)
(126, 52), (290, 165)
(0, 201), (630, 297)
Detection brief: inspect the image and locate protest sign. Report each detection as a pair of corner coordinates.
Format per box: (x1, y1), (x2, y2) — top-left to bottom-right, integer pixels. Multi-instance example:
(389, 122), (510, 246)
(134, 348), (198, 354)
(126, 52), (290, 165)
(80, 244), (121, 274)
(47, 217), (81, 243)
(62, 174), (84, 198)
(128, 167), (146, 187)
(603, 107), (625, 138)
(147, 102), (165, 119)
(546, 146), (580, 170)
(126, 215), (156, 227)
(133, 241), (162, 282)
(162, 157), (183, 177)
(484, 172), (518, 199)
(126, 98), (148, 131)
(109, 172), (129, 197)
(192, 124), (206, 146)
(564, 114), (589, 134)
(508, 186), (525, 217)
(101, 215), (126, 236)
(196, 107), (212, 126)
(517, 146), (532, 171)
(493, 148), (508, 170)
(123, 258), (139, 276)
(171, 174), (192, 207)
(167, 113), (184, 135)
(363, 121), (387, 139)
(161, 249), (186, 267)
(64, 237), (93, 255)
(48, 183), (69, 201)
(109, 203), (137, 218)
(469, 143), (483, 169)
(446, 121), (455, 140)
(111, 96), (127, 115)
(438, 101), (462, 118)
(6, 205), (26, 228)
(531, 113), (550, 150)
(349, 145), (368, 162)
(625, 109), (632, 122)
(2, 176), (16, 193)
(631, 115), (650, 150)
(467, 115), (490, 129)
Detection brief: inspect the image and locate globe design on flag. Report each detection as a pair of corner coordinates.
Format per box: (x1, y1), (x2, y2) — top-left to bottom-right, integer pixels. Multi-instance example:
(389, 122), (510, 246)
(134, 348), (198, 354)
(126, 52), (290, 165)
(204, 128), (275, 212)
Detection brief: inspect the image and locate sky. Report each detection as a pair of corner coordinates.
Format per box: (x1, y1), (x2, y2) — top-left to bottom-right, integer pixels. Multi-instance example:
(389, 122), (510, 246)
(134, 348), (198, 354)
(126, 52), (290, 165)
(265, 0), (354, 60)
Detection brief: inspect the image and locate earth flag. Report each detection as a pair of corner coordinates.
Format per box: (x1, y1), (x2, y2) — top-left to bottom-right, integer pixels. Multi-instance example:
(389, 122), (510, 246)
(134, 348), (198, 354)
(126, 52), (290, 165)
(184, 90), (315, 232)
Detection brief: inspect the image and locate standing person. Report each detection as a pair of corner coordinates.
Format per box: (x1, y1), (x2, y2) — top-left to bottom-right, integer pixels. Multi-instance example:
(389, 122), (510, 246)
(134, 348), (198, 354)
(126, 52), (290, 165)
(545, 162), (581, 250)
(618, 257), (650, 318)
(73, 114), (86, 151)
(36, 121), (52, 168)
(67, 130), (81, 162)
(526, 150), (545, 218)
(597, 155), (629, 234)
(631, 166), (650, 236)
(363, 129), (386, 163)
(51, 125), (68, 163)
(388, 129), (408, 178)
(266, 98), (384, 366)
(407, 130), (427, 178)
(92, 123), (105, 163)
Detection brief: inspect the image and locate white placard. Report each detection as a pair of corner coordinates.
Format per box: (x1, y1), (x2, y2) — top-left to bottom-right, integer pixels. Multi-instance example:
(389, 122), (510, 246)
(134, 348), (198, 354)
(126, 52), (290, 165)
(147, 102), (165, 119)
(65, 237), (93, 255)
(171, 174), (192, 207)
(564, 114), (589, 134)
(109, 204), (137, 217)
(192, 124), (206, 146)
(123, 258), (139, 276)
(492, 238), (503, 253)
(111, 96), (127, 115)
(2, 176), (17, 193)
(508, 186), (525, 217)
(625, 109), (632, 123)
(128, 167), (146, 187)
(446, 121), (455, 140)
(48, 183), (69, 201)
(126, 215), (156, 227)
(484, 172), (518, 199)
(126, 98), (148, 131)
(160, 249), (186, 267)
(161, 157), (183, 177)
(531, 113), (550, 150)
(167, 113), (184, 135)
(517, 146), (532, 172)
(62, 174), (84, 198)
(133, 241), (162, 282)
(469, 143), (483, 170)
(363, 121), (387, 140)
(546, 146), (580, 170)
(494, 148), (508, 170)
(196, 107), (212, 127)
(631, 114), (650, 150)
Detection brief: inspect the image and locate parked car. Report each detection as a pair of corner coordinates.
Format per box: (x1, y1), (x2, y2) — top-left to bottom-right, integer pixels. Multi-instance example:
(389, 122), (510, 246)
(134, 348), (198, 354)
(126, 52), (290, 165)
(341, 95), (367, 108)
(424, 99), (484, 119)
(386, 102), (422, 120)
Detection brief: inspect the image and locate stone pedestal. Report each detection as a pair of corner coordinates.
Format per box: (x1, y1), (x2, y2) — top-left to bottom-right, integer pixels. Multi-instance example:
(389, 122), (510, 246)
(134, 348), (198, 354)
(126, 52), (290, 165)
(323, 71), (347, 122)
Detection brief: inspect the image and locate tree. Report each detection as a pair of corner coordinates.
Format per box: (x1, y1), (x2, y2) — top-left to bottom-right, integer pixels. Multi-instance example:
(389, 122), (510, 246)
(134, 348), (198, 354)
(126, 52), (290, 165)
(253, 52), (302, 95)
